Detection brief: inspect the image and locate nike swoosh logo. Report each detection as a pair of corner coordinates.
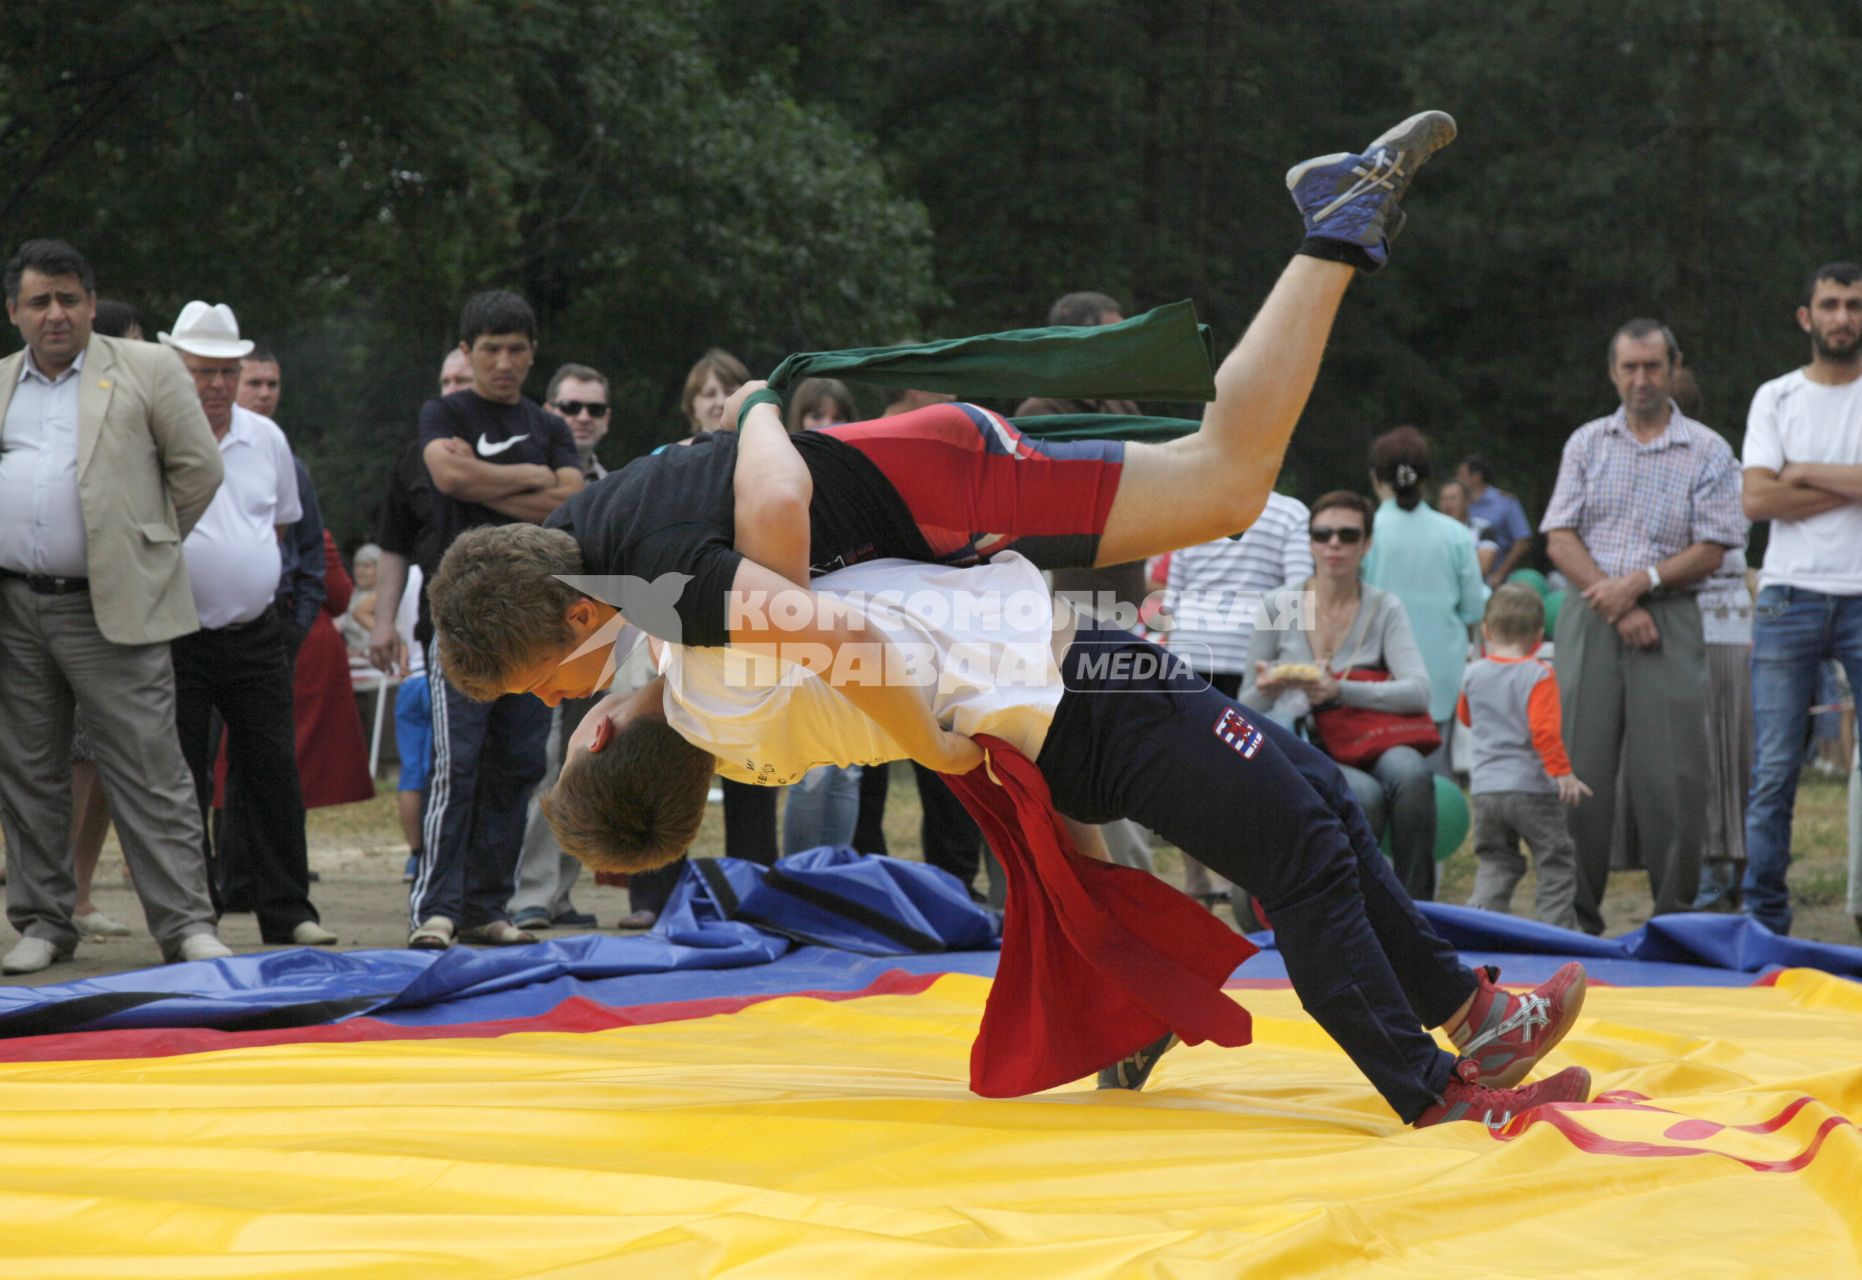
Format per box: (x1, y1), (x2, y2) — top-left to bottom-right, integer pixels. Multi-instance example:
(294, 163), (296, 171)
(476, 433), (529, 458)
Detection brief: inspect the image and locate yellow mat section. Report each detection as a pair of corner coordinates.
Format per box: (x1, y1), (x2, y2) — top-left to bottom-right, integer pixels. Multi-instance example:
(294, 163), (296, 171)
(0, 971), (1857, 1278)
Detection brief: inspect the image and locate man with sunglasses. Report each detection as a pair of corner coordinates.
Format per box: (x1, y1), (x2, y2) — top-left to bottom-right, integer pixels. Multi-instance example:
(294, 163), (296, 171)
(548, 363), (612, 484)
(508, 363), (617, 934)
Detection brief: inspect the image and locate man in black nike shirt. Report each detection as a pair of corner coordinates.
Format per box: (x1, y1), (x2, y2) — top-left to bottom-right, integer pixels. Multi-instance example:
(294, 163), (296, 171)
(406, 290), (582, 951)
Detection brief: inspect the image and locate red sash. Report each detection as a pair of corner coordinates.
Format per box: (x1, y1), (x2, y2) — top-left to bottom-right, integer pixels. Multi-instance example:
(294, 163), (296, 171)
(942, 736), (1257, 1097)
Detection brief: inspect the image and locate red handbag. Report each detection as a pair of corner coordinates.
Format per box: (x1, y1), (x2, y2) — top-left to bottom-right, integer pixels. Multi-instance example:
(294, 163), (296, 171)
(1310, 669), (1441, 768)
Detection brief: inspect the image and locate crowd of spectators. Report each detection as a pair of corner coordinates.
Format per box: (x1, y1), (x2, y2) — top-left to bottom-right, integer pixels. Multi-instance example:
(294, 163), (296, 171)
(2, 240), (1859, 976)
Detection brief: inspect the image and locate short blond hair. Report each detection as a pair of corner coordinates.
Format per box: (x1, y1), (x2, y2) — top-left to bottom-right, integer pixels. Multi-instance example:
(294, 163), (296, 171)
(1484, 582), (1546, 646)
(541, 719), (717, 872)
(429, 525), (585, 701)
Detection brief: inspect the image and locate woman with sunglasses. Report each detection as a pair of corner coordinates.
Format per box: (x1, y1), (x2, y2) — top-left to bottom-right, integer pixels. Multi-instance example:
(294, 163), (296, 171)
(1241, 491), (1441, 898)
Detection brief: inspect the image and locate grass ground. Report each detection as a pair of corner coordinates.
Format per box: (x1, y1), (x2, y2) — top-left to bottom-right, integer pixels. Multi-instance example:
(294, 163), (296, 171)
(161, 762), (1862, 942)
(3, 764), (1855, 986)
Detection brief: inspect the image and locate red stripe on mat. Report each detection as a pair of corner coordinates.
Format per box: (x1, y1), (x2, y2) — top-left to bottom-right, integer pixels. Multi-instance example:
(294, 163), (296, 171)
(0, 970), (947, 1064)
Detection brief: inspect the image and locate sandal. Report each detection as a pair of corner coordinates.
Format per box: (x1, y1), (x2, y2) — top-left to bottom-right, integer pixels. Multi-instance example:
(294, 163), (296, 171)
(457, 920), (538, 947)
(408, 917), (455, 951)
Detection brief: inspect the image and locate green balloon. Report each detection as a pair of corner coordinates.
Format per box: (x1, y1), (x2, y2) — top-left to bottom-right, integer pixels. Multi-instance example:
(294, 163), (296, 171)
(1375, 774), (1473, 862)
(1433, 774), (1470, 861)
(1543, 588), (1567, 626)
(1507, 568), (1550, 599)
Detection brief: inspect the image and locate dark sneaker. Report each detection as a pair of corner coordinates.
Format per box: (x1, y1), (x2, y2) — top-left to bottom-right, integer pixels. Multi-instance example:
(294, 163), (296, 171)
(551, 909), (599, 928)
(1096, 1032), (1179, 1091)
(1449, 961), (1587, 1089)
(1286, 109), (1457, 268)
(510, 908), (553, 932)
(1413, 1058), (1591, 1130)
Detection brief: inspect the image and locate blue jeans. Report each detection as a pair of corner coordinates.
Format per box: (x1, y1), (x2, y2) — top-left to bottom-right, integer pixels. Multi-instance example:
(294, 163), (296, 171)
(1340, 746), (1439, 902)
(782, 764), (863, 854)
(1743, 586), (1862, 934)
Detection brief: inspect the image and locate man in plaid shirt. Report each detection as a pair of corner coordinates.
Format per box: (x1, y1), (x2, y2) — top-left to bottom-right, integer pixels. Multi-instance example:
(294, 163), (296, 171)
(1541, 319), (1746, 933)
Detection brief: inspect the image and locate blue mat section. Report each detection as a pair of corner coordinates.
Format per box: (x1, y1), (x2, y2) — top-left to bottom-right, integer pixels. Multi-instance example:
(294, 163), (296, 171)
(1242, 904), (1862, 988)
(0, 853), (1001, 1038)
(0, 858), (1857, 1040)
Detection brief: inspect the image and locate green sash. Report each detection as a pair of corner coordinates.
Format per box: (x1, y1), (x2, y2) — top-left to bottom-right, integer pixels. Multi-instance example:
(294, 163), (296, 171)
(766, 299), (1217, 405)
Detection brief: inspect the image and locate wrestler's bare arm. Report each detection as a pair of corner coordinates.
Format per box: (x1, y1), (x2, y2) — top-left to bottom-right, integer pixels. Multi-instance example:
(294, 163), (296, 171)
(726, 380), (813, 584)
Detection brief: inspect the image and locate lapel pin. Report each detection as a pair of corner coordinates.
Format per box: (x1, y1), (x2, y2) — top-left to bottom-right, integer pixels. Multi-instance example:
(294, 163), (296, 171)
(98, 380), (112, 389)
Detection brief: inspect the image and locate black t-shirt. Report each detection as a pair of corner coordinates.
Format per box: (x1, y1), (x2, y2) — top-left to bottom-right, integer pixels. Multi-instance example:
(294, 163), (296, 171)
(375, 438), (442, 643)
(417, 390), (579, 554)
(545, 430), (926, 647)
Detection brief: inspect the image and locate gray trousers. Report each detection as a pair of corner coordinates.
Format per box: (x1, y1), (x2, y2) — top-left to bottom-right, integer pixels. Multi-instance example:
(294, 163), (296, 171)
(1554, 593), (1707, 932)
(1468, 790), (1580, 932)
(509, 696), (595, 920)
(1099, 818), (1157, 873)
(0, 582), (218, 955)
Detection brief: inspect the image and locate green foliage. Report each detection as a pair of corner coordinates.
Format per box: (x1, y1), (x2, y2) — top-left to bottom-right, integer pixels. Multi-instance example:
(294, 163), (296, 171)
(4, 0), (1860, 549)
(0, 0), (936, 541)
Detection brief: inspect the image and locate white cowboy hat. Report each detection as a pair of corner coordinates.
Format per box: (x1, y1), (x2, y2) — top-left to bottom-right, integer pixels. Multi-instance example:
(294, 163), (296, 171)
(158, 301), (254, 359)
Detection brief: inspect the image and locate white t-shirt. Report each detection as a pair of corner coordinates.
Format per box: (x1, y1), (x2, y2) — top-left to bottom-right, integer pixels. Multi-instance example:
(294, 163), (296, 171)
(658, 554), (1065, 786)
(182, 405), (302, 628)
(1744, 370), (1862, 594)
(395, 564), (425, 674)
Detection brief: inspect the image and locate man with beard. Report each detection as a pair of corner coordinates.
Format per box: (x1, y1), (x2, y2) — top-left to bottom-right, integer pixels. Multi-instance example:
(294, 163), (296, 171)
(1541, 319), (1746, 932)
(1738, 262), (1862, 935)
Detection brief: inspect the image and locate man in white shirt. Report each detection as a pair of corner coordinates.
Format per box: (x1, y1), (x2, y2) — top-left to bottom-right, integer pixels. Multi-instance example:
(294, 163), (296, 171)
(0, 240), (233, 972)
(162, 300), (335, 947)
(1739, 261), (1862, 935)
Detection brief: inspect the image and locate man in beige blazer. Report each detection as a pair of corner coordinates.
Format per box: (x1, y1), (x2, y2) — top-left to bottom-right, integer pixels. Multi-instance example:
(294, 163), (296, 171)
(0, 239), (234, 972)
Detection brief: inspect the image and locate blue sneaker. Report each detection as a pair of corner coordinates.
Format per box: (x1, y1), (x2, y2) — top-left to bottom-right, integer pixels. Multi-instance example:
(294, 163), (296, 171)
(1286, 110), (1457, 269)
(1096, 1032), (1178, 1091)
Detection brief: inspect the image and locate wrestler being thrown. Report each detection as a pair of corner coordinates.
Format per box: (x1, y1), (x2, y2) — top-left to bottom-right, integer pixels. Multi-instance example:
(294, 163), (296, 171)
(429, 112), (1592, 1126)
(439, 111), (1448, 774)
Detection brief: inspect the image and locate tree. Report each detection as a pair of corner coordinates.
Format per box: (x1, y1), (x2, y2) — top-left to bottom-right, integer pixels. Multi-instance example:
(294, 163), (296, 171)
(0, 0), (938, 542)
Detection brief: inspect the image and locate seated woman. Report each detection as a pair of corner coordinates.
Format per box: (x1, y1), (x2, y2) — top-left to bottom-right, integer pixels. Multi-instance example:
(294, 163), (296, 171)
(1241, 491), (1442, 900)
(337, 543), (381, 659)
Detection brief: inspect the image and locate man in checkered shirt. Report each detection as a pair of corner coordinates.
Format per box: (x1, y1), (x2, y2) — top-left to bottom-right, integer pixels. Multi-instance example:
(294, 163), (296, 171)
(1541, 319), (1747, 933)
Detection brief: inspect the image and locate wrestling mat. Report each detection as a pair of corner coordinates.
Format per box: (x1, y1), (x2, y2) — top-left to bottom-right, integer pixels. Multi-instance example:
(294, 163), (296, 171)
(0, 857), (1856, 1277)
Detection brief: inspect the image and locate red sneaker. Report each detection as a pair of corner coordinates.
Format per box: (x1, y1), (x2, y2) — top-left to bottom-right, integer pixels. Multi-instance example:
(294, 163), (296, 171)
(1413, 1058), (1592, 1130)
(1448, 961), (1587, 1088)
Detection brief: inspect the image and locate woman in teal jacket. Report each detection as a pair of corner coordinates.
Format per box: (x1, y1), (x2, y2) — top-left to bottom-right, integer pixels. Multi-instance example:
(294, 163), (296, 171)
(1361, 426), (1490, 763)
